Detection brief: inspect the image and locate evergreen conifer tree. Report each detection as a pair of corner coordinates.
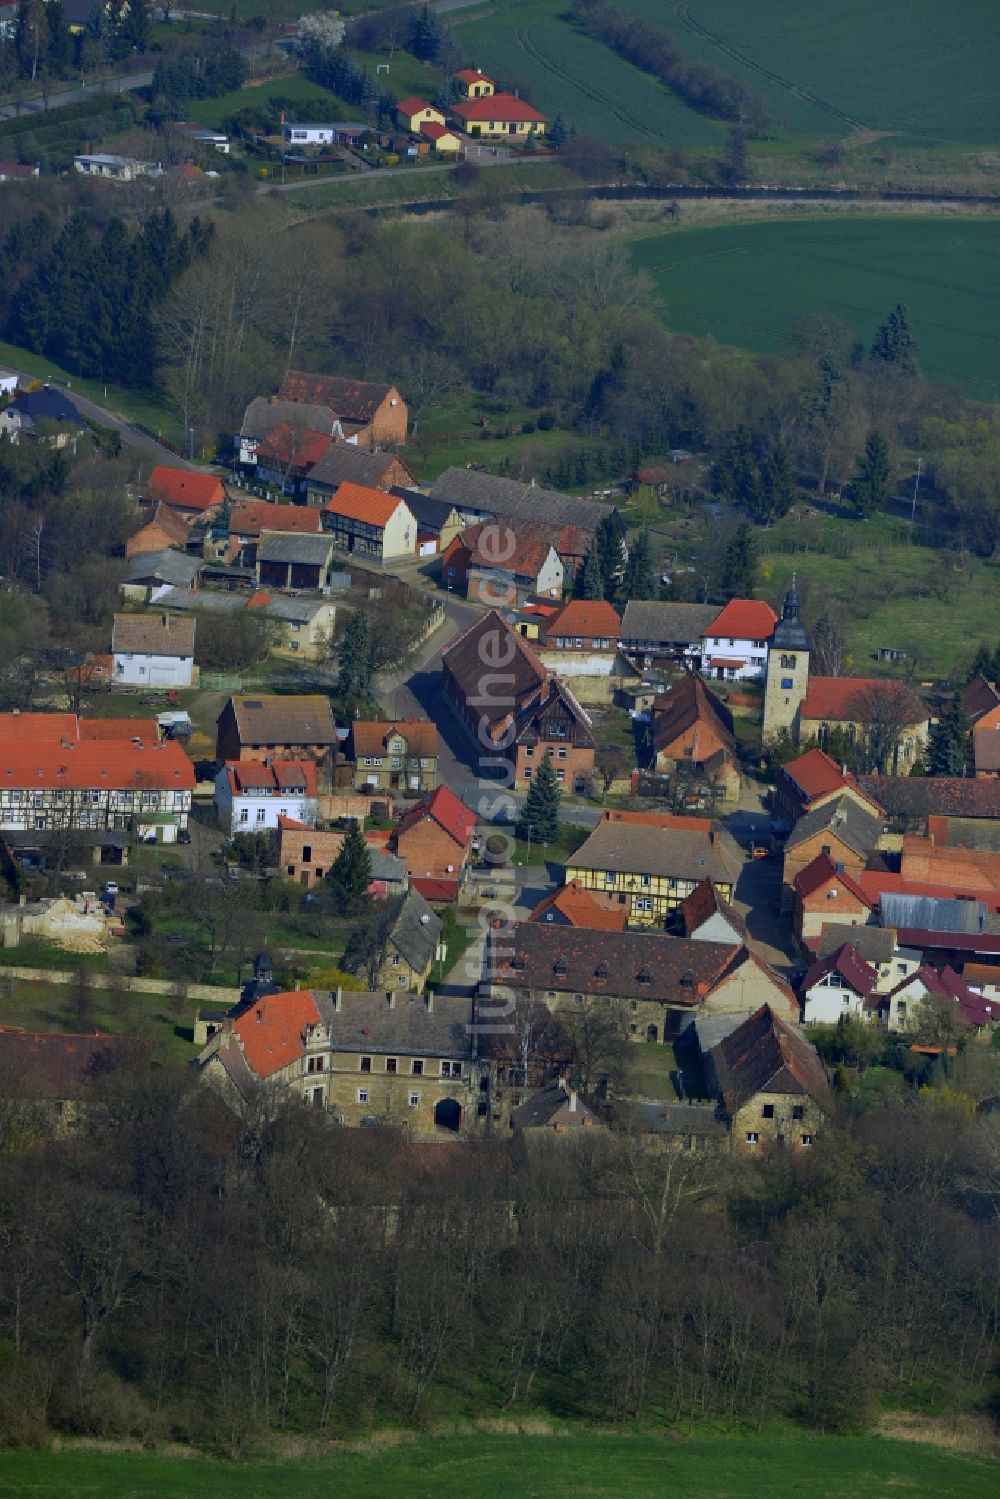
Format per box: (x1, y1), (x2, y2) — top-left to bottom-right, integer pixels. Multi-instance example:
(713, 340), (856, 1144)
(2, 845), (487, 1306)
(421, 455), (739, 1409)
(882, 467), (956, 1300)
(850, 431), (892, 518)
(927, 691), (967, 777)
(966, 642), (995, 684)
(593, 514), (624, 602)
(328, 820), (373, 915)
(337, 610), (370, 697)
(870, 302), (918, 374)
(517, 751), (560, 844)
(720, 522), (757, 601)
(619, 527), (656, 602)
(579, 545), (604, 601)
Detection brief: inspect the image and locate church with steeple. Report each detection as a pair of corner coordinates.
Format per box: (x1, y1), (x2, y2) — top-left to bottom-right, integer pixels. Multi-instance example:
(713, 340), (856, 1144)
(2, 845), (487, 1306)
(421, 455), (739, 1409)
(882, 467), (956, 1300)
(762, 582), (930, 767)
(762, 581), (811, 743)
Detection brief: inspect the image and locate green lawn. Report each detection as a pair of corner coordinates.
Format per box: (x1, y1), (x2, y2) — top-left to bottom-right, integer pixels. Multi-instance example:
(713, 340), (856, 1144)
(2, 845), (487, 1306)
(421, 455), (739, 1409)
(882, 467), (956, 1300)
(0, 339), (182, 444)
(512, 821), (591, 866)
(453, 0), (723, 148)
(0, 975), (196, 1064)
(278, 157), (567, 210)
(628, 217), (1000, 399)
(621, 0), (1000, 148)
(188, 70), (349, 129)
(0, 1434), (995, 1498)
(756, 512), (1000, 679)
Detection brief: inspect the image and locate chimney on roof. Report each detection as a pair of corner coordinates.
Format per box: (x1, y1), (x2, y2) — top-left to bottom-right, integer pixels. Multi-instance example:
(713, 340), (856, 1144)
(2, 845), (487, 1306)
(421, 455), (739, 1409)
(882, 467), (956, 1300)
(334, 986), (342, 1012)
(568, 1088), (577, 1112)
(426, 990), (433, 1013)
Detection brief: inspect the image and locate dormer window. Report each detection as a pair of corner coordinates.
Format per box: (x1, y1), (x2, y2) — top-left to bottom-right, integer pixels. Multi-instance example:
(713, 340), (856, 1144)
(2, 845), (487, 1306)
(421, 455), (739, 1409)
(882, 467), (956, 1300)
(553, 960), (567, 978)
(637, 970), (652, 986)
(595, 962), (609, 980)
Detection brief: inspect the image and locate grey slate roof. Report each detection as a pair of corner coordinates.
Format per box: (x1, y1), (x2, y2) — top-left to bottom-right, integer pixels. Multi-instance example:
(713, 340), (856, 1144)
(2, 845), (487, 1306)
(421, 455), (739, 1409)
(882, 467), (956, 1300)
(160, 587), (244, 614)
(569, 818), (735, 885)
(315, 989), (474, 1059)
(817, 924), (895, 963)
(431, 467), (615, 531)
(390, 487), (456, 531)
(307, 445), (407, 491)
(242, 397), (336, 437)
(785, 794), (882, 859)
(510, 1078), (598, 1129)
(370, 849), (406, 884)
(257, 532), (334, 566)
(631, 1100), (725, 1137)
(124, 549), (202, 588)
(620, 600), (718, 647)
(262, 595), (331, 624)
(388, 887), (443, 972)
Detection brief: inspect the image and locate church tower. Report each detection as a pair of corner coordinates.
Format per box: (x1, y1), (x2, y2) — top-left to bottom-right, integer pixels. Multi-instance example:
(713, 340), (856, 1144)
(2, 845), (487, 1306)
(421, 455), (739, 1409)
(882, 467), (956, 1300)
(763, 581), (811, 743)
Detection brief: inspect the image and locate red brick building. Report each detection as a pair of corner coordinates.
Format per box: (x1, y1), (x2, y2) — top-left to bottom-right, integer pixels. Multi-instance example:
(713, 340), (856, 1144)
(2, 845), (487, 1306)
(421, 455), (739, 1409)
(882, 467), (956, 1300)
(392, 785), (476, 899)
(441, 609), (596, 792)
(279, 370), (408, 449)
(792, 850), (876, 949)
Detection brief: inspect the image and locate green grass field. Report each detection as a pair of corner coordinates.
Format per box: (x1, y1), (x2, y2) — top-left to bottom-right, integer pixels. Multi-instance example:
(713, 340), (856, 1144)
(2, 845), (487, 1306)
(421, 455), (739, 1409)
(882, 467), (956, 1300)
(188, 71), (348, 129)
(629, 216), (1000, 398)
(453, 0), (723, 148)
(0, 339), (182, 444)
(457, 0), (998, 152)
(621, 0), (1000, 147)
(0, 1433), (995, 1497)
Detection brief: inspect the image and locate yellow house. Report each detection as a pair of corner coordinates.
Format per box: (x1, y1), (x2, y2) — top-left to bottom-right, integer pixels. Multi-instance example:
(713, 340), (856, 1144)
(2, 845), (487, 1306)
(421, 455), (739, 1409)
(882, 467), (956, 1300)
(565, 812), (736, 925)
(454, 68), (496, 99)
(451, 92), (548, 140)
(395, 96), (445, 134)
(421, 121), (463, 154)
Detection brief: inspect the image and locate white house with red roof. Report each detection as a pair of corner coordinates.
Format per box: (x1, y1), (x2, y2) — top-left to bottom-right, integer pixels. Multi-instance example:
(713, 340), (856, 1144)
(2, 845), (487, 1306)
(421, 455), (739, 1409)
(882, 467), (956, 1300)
(214, 759), (318, 836)
(801, 942), (880, 1025)
(701, 599), (779, 682)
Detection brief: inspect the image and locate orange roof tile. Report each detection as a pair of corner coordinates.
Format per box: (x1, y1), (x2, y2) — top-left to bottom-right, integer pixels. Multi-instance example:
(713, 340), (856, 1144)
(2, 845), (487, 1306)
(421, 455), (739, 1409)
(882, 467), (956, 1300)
(396, 785), (476, 850)
(455, 67), (494, 86)
(397, 95), (432, 114)
(704, 599), (779, 642)
(544, 599), (621, 641)
(351, 719), (438, 758)
(793, 851), (875, 907)
(528, 879), (627, 932)
(600, 808), (714, 833)
(254, 423), (332, 470)
(230, 500), (322, 538)
(324, 481), (400, 528)
(453, 92), (546, 123)
(0, 737), (194, 791)
(800, 676), (928, 726)
(147, 465), (224, 512)
(232, 990), (321, 1079)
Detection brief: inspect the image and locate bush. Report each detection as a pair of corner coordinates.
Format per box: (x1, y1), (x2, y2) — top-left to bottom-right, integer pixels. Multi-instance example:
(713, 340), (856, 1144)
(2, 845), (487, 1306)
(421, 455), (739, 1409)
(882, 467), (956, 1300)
(537, 410), (556, 431)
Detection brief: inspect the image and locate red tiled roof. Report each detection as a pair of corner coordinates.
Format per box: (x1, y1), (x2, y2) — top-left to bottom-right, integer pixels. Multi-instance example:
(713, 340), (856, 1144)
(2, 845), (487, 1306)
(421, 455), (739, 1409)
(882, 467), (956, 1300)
(230, 499), (322, 539)
(0, 737), (194, 791)
(461, 521), (562, 580)
(455, 67), (494, 86)
(421, 122), (455, 142)
(860, 870), (1000, 909)
(803, 942), (878, 998)
(901, 836), (1000, 893)
(351, 719), (438, 758)
(543, 599), (621, 641)
(147, 465), (224, 512)
(397, 95), (432, 114)
(279, 370), (399, 425)
(397, 785), (476, 849)
(793, 850), (875, 907)
(528, 879), (628, 932)
(601, 808), (715, 833)
(324, 481), (400, 528)
(277, 814), (311, 830)
(782, 747), (849, 800)
(82, 717), (160, 742)
(703, 599), (778, 642)
(800, 676), (929, 725)
(254, 423), (332, 470)
(453, 92), (547, 123)
(411, 876), (459, 902)
(225, 760), (317, 797)
(232, 990), (321, 1079)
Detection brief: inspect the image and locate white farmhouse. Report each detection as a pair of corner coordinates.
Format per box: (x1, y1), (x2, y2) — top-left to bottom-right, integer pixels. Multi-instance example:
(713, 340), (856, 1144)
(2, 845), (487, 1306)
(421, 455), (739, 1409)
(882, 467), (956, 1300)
(112, 613), (196, 690)
(701, 599), (779, 683)
(215, 760), (319, 837)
